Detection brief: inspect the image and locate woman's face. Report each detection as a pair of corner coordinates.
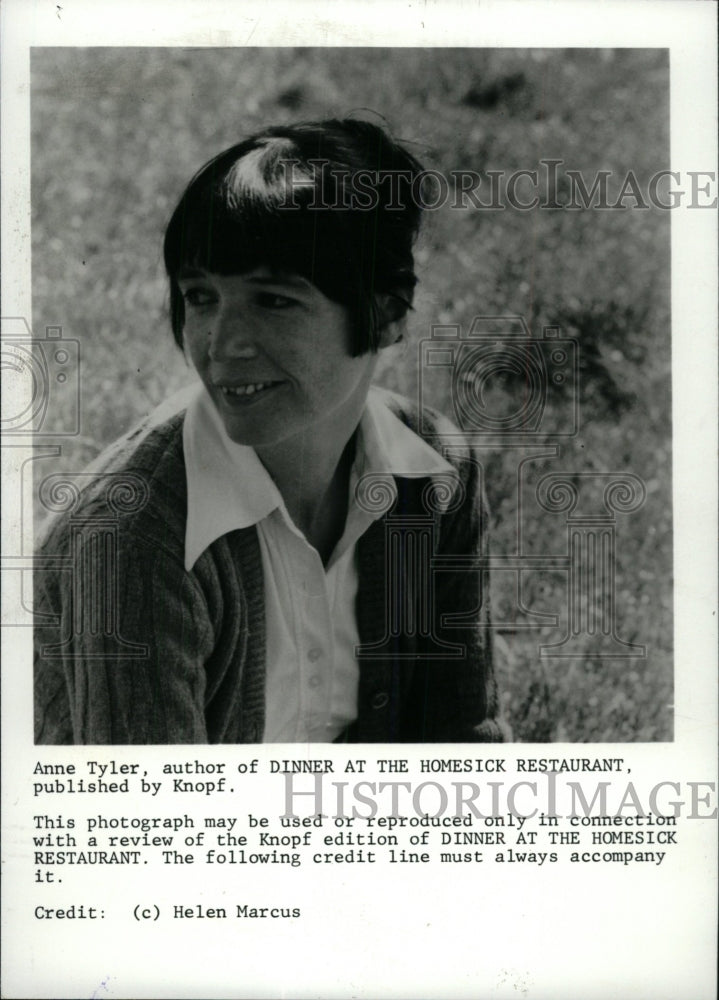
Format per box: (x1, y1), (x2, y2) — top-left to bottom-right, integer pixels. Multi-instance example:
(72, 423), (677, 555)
(178, 266), (378, 451)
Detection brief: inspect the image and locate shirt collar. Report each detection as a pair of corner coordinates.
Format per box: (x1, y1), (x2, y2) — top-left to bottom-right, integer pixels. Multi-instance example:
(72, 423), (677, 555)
(183, 384), (283, 570)
(357, 386), (455, 482)
(183, 382), (456, 571)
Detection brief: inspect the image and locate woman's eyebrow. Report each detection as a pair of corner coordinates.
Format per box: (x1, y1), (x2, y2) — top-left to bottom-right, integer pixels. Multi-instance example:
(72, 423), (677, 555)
(245, 274), (312, 290)
(176, 267), (208, 281)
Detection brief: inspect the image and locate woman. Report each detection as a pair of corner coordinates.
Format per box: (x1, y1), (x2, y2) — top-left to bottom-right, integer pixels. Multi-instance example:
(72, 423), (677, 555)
(34, 118), (506, 745)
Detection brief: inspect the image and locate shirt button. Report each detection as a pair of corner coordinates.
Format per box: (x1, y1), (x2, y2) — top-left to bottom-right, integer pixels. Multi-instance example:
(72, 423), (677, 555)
(371, 692), (389, 709)
(308, 675), (322, 689)
(307, 647), (323, 662)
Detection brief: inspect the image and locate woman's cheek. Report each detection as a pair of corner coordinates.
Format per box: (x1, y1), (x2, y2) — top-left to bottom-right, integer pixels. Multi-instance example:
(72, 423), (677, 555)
(183, 326), (207, 370)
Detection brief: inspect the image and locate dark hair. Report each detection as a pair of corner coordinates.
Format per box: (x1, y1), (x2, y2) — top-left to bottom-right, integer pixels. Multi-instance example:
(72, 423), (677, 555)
(163, 118), (425, 356)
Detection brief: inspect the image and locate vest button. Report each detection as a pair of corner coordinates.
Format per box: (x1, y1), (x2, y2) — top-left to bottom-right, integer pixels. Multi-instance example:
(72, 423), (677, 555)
(371, 692), (389, 709)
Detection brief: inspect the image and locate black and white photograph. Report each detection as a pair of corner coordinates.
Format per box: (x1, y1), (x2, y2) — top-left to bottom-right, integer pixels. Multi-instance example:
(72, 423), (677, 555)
(1, 2), (716, 998)
(28, 45), (673, 745)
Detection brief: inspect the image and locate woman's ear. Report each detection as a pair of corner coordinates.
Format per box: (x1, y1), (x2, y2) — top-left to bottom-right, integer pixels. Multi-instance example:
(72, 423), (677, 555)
(374, 293), (410, 348)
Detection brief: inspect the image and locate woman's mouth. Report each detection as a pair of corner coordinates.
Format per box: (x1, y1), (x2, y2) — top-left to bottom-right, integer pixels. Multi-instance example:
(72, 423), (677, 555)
(215, 380), (283, 404)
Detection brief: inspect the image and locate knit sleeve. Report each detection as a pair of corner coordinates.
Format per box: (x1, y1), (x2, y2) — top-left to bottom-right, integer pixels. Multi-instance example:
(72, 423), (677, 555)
(34, 518), (215, 745)
(405, 450), (509, 742)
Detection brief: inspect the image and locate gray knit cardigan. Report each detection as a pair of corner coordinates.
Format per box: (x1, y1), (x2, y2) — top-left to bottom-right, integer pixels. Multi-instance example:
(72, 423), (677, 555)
(34, 393), (505, 745)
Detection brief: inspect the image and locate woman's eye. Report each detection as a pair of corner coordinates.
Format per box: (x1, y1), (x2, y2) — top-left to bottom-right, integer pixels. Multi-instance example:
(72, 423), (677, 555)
(182, 287), (216, 307)
(256, 292), (298, 310)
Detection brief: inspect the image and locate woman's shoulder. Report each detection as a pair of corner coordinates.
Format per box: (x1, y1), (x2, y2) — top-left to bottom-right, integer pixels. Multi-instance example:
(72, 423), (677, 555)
(371, 385), (472, 462)
(36, 387), (196, 553)
(85, 383), (197, 474)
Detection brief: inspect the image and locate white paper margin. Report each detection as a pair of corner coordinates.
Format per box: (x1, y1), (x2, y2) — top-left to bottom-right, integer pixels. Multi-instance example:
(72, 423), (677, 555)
(1, 2), (717, 999)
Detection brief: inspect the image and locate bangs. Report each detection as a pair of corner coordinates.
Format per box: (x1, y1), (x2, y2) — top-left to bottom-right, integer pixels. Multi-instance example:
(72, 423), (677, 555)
(178, 188), (343, 282)
(166, 136), (359, 298)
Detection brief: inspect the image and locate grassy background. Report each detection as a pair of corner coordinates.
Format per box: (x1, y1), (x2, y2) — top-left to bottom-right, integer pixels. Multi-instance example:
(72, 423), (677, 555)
(30, 47), (672, 741)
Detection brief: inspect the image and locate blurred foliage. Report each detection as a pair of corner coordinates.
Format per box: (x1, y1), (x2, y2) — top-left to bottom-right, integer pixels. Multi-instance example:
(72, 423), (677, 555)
(30, 47), (672, 741)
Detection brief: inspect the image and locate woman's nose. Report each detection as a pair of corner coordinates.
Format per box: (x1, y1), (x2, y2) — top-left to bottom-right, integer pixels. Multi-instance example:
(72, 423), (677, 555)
(207, 311), (258, 361)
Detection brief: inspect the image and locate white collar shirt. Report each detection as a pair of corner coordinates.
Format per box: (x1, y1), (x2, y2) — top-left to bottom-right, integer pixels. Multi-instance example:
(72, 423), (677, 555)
(183, 382), (455, 743)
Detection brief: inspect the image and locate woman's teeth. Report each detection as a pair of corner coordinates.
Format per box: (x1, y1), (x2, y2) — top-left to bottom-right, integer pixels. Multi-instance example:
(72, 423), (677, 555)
(220, 382), (273, 397)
